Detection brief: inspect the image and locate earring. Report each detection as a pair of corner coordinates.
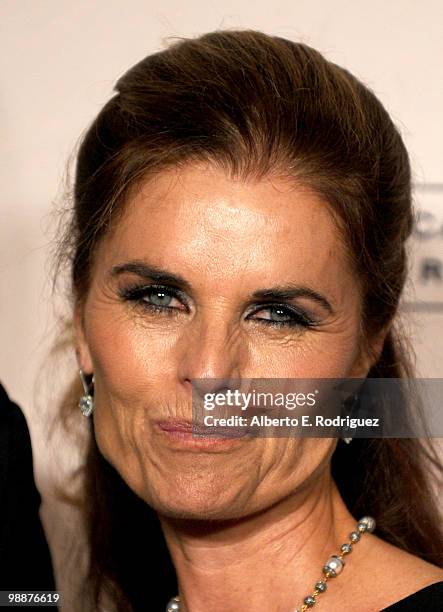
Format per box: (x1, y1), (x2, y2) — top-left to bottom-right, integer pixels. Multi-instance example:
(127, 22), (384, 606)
(340, 393), (359, 445)
(79, 369), (94, 417)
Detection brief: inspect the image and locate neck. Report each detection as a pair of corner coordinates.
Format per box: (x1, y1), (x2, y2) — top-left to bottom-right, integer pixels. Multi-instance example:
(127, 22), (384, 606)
(159, 471), (357, 612)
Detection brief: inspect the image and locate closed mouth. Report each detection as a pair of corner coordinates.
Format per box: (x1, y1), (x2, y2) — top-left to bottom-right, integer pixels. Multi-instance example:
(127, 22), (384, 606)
(156, 419), (246, 438)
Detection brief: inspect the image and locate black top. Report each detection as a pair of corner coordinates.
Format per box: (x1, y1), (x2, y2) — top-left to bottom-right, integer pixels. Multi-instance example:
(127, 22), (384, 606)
(381, 581), (443, 610)
(0, 383), (56, 591)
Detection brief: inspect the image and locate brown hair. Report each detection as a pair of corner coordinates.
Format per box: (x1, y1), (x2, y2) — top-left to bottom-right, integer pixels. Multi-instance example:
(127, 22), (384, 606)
(57, 29), (442, 611)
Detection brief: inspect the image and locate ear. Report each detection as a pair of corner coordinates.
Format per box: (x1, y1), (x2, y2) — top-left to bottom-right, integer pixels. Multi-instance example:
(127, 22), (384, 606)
(350, 326), (389, 378)
(74, 303), (94, 374)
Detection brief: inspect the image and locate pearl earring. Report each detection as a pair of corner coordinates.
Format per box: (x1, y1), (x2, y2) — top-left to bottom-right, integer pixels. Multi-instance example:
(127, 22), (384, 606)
(79, 369), (94, 417)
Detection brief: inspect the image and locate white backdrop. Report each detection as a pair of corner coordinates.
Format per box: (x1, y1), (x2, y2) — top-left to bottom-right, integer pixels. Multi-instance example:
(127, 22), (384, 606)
(1, 1), (442, 609)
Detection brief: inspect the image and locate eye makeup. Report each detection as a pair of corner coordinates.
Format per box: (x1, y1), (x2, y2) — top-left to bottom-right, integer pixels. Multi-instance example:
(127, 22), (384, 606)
(118, 282), (320, 330)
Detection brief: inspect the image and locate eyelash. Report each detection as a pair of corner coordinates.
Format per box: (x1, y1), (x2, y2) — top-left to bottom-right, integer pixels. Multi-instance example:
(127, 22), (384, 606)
(119, 284), (188, 317)
(119, 284), (318, 329)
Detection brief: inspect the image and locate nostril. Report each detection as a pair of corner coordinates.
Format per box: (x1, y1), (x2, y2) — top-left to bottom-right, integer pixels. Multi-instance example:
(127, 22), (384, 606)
(190, 377), (235, 398)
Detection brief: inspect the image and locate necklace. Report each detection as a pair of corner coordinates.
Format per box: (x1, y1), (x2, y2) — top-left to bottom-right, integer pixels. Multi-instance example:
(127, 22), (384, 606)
(166, 515), (376, 612)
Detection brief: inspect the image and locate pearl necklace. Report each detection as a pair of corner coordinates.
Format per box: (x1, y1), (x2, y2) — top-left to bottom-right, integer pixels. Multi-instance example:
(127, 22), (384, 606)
(166, 516), (376, 612)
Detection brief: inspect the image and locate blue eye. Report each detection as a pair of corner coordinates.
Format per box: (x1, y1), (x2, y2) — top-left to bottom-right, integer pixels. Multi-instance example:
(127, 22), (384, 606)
(146, 289), (174, 307)
(120, 285), (316, 329)
(120, 284), (187, 314)
(248, 304), (315, 328)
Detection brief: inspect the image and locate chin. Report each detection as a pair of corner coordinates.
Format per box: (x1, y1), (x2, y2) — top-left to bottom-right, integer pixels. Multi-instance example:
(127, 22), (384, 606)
(141, 481), (244, 521)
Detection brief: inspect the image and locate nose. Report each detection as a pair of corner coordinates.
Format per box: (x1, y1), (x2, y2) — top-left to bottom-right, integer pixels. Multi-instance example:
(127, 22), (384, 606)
(177, 315), (247, 398)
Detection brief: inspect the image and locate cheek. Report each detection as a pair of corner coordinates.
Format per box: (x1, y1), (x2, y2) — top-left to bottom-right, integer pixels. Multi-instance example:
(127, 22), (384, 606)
(85, 311), (361, 391)
(301, 333), (361, 377)
(246, 328), (361, 379)
(82, 305), (165, 470)
(248, 437), (335, 508)
(84, 304), (173, 398)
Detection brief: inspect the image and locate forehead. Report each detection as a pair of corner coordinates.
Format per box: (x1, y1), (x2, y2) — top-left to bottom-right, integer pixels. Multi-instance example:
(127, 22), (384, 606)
(100, 163), (353, 294)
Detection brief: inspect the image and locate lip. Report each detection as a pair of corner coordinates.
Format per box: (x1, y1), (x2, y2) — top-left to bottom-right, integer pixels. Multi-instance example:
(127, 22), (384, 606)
(155, 419), (249, 450)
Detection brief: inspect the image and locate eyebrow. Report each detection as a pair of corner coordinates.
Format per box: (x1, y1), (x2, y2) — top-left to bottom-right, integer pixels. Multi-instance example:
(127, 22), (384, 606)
(111, 261), (193, 292)
(111, 261), (334, 314)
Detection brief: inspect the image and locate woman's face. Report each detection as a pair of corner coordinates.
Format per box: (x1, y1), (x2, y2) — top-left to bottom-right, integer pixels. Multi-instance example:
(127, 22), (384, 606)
(75, 162), (374, 520)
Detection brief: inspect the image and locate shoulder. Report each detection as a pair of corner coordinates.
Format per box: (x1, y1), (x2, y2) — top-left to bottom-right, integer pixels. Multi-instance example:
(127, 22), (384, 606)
(0, 382), (28, 427)
(0, 382), (38, 503)
(0, 383), (33, 483)
(0, 382), (56, 591)
(0, 382), (30, 452)
(361, 533), (443, 610)
(381, 581), (443, 611)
